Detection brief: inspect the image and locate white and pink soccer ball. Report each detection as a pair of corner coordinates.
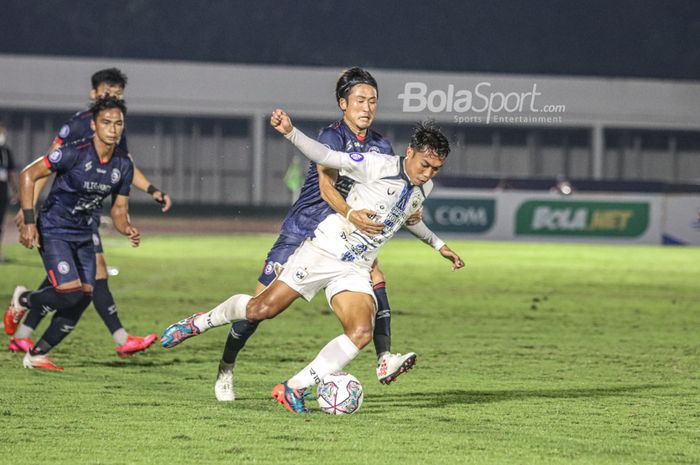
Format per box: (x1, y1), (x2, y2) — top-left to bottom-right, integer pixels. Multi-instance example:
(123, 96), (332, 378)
(316, 372), (364, 415)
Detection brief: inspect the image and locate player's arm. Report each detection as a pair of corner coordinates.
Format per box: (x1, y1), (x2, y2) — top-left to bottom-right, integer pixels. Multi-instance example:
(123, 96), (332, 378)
(14, 141), (60, 228)
(110, 194), (140, 247)
(131, 164), (171, 212)
(272, 109), (357, 172)
(317, 165), (384, 235)
(404, 220), (465, 271)
(17, 157), (52, 249)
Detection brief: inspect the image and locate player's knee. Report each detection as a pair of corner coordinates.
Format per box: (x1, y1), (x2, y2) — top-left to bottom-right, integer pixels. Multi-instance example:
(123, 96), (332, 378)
(246, 299), (276, 321)
(346, 324), (373, 349)
(56, 289), (84, 308)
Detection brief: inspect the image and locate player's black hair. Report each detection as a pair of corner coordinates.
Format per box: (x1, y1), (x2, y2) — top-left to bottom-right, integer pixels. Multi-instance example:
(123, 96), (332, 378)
(409, 121), (450, 159)
(90, 95), (127, 120)
(335, 67), (378, 103)
(91, 68), (128, 89)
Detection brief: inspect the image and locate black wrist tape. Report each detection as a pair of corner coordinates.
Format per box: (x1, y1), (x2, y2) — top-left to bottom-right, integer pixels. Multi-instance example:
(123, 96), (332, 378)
(147, 184), (159, 195)
(23, 209), (35, 225)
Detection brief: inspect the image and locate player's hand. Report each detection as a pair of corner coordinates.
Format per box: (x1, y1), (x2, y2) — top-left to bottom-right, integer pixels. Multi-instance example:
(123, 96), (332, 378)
(270, 109), (293, 135)
(125, 225), (140, 247)
(19, 224), (39, 250)
(439, 244), (465, 271)
(14, 210), (24, 229)
(348, 209), (384, 236)
(152, 191), (172, 213)
(406, 208), (423, 226)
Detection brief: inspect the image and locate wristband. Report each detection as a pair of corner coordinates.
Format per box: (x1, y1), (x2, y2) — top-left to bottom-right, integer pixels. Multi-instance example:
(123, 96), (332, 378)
(345, 208), (355, 221)
(146, 184), (159, 195)
(23, 209), (35, 225)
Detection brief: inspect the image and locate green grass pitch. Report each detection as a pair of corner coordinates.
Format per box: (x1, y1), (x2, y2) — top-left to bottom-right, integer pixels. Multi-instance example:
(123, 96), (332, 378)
(1, 234), (698, 465)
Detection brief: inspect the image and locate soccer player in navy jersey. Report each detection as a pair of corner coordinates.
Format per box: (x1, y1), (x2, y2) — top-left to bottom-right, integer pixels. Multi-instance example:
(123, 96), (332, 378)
(213, 68), (449, 401)
(12, 96), (140, 370)
(6, 68), (167, 358)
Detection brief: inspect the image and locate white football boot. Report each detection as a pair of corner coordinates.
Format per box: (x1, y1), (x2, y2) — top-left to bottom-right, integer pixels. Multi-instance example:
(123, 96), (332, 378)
(376, 352), (417, 385)
(214, 365), (236, 401)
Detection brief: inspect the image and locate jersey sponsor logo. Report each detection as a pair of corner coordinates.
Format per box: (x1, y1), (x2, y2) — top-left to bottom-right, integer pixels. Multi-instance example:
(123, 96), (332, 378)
(96, 168), (106, 174)
(84, 161), (93, 172)
(92, 233), (100, 246)
(368, 146), (381, 153)
(111, 168), (121, 184)
(57, 261), (71, 275)
(387, 188), (397, 195)
(293, 267), (308, 283)
(48, 149), (62, 163)
(59, 124), (70, 138)
(348, 152), (364, 162)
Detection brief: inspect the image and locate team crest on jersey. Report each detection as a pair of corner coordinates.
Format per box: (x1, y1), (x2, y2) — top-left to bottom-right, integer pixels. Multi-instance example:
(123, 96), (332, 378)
(57, 261), (71, 275)
(110, 168), (121, 184)
(264, 262), (275, 275)
(375, 202), (388, 214)
(48, 149), (62, 163)
(293, 267), (308, 283)
(92, 234), (100, 247)
(84, 161), (93, 172)
(59, 124), (70, 138)
(348, 152), (364, 162)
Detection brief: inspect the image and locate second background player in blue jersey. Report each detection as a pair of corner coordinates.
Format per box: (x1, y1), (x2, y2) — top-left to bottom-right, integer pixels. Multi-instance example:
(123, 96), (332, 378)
(214, 68), (442, 401)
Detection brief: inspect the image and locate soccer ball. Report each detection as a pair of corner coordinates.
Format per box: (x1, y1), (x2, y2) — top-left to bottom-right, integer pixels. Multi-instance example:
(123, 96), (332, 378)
(316, 372), (364, 415)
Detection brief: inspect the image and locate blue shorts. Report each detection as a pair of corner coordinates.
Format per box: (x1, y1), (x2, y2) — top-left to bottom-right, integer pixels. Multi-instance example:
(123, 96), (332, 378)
(257, 233), (306, 286)
(40, 236), (97, 287)
(92, 230), (104, 254)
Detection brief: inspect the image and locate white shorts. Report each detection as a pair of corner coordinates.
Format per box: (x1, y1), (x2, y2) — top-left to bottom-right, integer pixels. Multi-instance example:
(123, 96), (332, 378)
(278, 240), (377, 310)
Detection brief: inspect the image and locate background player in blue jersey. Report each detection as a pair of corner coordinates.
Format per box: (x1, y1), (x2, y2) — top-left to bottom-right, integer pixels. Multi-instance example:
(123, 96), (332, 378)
(11, 96), (140, 370)
(213, 67), (447, 400)
(7, 68), (167, 357)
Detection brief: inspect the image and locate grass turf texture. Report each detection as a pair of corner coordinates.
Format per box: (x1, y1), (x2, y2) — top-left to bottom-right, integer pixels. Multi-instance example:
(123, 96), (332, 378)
(0, 235), (698, 465)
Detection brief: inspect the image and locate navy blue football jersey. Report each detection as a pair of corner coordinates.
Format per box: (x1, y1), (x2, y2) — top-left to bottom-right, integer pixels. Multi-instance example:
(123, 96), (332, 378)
(55, 109), (129, 152)
(278, 119), (394, 239)
(38, 140), (134, 241)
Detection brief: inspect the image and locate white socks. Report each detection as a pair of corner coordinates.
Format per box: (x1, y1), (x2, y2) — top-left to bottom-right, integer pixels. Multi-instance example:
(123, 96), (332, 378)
(15, 324), (34, 339)
(194, 294), (252, 332)
(112, 328), (129, 346)
(287, 334), (360, 389)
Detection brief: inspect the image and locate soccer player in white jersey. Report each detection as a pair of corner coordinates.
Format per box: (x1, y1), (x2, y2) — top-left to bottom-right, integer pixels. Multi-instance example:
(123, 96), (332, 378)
(161, 109), (464, 413)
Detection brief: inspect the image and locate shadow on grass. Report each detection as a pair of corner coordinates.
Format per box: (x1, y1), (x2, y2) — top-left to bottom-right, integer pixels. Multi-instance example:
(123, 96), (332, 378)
(81, 357), (209, 368)
(365, 384), (669, 412)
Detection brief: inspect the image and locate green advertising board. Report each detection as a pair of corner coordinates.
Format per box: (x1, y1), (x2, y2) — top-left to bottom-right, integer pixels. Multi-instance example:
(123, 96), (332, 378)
(422, 198), (495, 233)
(515, 200), (649, 237)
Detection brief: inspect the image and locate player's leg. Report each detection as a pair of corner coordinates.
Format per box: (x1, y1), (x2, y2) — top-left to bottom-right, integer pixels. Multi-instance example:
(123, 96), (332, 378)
(91, 243), (156, 358)
(7, 276), (51, 352)
(371, 260), (391, 356)
(215, 280), (264, 401)
(216, 239), (298, 400)
(371, 259), (417, 385)
(273, 289), (374, 414)
(21, 239), (95, 369)
(161, 278), (303, 349)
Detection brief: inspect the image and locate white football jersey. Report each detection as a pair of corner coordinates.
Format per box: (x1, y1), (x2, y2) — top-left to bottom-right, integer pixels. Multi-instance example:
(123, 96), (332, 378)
(310, 151), (433, 268)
